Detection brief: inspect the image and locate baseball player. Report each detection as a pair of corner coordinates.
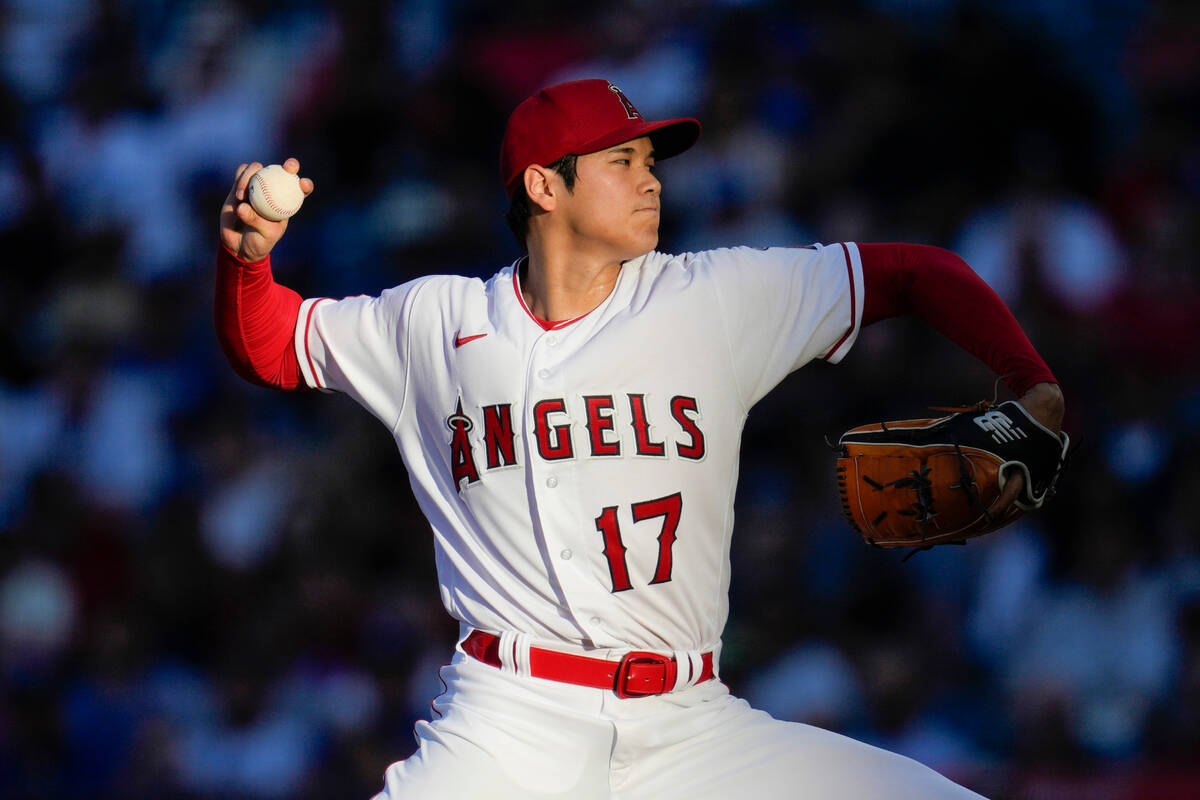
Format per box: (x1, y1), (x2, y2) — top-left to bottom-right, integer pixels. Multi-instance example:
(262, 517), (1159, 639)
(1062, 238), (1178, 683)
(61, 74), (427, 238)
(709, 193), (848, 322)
(215, 79), (1063, 798)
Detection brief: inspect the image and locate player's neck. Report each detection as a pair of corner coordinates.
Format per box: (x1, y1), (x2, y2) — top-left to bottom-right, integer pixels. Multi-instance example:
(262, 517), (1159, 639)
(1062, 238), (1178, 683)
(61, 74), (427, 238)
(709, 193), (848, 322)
(521, 243), (624, 324)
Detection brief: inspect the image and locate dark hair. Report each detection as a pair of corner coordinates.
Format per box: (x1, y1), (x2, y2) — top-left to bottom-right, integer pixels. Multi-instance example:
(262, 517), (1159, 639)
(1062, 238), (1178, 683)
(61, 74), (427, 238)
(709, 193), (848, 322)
(504, 154), (578, 250)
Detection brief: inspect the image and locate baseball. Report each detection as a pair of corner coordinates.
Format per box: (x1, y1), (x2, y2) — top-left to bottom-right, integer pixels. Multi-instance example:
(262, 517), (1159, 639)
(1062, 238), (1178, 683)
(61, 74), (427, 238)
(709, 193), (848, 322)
(247, 164), (304, 222)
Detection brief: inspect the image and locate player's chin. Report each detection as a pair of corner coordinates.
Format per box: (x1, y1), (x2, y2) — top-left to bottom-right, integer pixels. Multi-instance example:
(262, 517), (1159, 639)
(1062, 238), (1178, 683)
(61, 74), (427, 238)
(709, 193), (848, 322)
(629, 220), (659, 255)
(623, 236), (658, 261)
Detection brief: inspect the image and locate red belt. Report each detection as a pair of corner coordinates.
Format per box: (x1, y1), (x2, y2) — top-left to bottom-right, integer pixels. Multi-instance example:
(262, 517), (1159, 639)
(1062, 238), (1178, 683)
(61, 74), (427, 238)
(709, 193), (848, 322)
(462, 630), (716, 699)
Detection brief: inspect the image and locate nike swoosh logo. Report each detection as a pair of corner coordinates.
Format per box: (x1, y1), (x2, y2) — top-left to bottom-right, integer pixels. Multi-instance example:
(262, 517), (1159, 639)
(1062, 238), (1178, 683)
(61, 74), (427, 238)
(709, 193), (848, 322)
(454, 331), (488, 348)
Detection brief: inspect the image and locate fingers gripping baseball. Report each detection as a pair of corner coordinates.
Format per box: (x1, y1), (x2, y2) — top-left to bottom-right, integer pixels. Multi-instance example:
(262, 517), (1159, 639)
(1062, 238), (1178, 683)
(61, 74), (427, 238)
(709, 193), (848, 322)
(219, 158), (314, 262)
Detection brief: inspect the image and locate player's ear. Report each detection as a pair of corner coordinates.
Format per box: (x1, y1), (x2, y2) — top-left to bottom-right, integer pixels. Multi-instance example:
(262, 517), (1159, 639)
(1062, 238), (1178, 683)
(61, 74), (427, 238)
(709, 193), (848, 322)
(524, 165), (558, 212)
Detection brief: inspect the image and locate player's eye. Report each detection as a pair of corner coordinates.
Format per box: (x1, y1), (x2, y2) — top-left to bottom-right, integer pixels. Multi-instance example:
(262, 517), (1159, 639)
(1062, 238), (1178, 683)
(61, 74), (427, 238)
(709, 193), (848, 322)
(614, 158), (630, 165)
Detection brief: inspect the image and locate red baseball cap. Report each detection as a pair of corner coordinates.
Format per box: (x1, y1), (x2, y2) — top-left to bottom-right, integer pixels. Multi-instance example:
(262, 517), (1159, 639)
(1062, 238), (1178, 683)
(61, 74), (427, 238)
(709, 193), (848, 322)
(500, 79), (701, 199)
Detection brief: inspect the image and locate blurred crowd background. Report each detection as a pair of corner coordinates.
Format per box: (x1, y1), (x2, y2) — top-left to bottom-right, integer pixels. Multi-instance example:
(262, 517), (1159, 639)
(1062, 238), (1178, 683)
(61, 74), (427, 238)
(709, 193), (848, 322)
(1, 0), (1198, 797)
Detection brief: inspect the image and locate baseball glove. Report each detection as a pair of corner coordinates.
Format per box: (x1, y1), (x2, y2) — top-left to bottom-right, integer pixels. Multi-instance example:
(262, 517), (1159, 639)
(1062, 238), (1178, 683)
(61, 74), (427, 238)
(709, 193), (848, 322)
(835, 400), (1069, 549)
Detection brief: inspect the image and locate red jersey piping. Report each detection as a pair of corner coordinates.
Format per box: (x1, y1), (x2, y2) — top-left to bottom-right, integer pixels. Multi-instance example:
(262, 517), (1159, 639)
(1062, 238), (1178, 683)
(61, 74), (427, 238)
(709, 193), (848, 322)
(822, 242), (858, 360)
(303, 299), (330, 389)
(511, 262), (593, 331)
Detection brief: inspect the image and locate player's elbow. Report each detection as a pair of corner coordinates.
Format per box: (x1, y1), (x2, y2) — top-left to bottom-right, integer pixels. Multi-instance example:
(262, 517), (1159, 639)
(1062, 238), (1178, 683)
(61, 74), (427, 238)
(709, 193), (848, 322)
(900, 244), (973, 276)
(216, 332), (306, 391)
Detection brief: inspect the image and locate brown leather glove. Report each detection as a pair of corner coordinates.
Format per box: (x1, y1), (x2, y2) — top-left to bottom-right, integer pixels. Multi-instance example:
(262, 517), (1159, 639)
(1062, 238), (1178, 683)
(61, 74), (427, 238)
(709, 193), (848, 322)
(836, 400), (1069, 549)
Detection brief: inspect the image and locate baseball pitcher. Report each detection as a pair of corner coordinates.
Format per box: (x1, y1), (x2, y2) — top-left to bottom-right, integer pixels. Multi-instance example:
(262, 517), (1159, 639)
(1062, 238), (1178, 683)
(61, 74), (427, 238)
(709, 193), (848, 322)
(215, 79), (1064, 798)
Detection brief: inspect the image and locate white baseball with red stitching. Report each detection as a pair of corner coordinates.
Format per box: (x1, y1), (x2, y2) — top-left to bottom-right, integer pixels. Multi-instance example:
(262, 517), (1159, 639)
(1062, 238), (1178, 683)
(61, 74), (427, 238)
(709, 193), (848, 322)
(247, 164), (304, 222)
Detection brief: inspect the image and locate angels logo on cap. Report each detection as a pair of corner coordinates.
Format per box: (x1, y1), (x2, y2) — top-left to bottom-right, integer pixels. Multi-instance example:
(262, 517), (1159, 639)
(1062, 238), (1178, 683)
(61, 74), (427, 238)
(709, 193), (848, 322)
(500, 78), (701, 199)
(608, 83), (642, 120)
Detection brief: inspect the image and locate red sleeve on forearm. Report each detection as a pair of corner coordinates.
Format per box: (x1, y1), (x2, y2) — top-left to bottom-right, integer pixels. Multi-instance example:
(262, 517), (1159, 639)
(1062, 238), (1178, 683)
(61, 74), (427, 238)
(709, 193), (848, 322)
(214, 243), (306, 390)
(859, 243), (1057, 397)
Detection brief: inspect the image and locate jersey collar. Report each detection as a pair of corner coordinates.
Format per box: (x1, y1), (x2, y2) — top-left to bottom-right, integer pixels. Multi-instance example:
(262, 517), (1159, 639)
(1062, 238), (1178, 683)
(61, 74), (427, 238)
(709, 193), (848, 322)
(511, 255), (645, 332)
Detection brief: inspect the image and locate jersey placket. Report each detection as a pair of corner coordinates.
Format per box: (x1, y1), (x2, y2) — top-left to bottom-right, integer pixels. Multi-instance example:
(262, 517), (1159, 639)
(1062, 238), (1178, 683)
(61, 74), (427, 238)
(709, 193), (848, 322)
(521, 326), (594, 638)
(515, 261), (644, 646)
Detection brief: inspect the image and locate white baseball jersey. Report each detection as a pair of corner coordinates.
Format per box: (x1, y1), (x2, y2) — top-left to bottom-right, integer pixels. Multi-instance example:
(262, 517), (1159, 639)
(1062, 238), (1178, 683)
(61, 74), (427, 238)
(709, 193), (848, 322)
(294, 243), (864, 655)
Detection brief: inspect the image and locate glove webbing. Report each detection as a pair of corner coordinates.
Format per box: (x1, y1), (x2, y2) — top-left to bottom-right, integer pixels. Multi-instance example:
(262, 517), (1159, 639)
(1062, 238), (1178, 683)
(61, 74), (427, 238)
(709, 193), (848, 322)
(862, 466), (935, 534)
(861, 444), (993, 559)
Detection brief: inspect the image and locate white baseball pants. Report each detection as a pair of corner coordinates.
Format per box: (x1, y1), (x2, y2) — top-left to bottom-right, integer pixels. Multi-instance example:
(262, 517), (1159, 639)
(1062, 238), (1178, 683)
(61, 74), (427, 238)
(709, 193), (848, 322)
(373, 651), (987, 799)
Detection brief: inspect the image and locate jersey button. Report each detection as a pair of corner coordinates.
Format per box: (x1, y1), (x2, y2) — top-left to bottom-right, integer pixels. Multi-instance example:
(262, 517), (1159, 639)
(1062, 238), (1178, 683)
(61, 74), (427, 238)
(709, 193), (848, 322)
(590, 616), (603, 626)
(546, 476), (558, 488)
(546, 335), (558, 346)
(560, 549), (572, 560)
(537, 368), (550, 379)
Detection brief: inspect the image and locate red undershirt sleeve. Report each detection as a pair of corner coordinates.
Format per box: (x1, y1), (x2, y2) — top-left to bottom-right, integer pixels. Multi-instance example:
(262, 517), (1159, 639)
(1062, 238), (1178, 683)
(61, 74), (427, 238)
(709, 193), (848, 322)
(214, 242), (306, 390)
(858, 243), (1056, 397)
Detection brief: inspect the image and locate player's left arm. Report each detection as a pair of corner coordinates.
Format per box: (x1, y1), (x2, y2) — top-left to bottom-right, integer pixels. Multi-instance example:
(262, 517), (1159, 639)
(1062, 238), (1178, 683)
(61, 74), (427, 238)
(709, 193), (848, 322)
(859, 243), (1065, 507)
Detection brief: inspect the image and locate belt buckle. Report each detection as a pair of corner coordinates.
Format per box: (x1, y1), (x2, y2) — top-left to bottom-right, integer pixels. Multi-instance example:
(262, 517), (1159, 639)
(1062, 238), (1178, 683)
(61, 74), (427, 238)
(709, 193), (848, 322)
(613, 651), (674, 699)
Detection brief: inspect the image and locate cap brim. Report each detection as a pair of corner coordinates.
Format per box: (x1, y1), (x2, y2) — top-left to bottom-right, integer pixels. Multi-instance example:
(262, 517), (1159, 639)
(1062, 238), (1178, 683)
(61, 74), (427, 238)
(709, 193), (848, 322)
(503, 116), (702, 198)
(575, 117), (701, 161)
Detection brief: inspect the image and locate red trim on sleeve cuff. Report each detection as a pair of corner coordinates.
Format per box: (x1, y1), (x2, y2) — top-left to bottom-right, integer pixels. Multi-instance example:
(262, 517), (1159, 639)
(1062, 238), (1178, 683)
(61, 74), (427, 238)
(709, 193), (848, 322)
(822, 242), (858, 360)
(302, 300), (325, 389)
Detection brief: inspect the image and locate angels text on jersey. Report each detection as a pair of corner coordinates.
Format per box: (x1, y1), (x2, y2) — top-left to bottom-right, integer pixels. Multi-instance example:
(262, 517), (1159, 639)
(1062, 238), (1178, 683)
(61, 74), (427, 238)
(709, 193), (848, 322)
(446, 391), (706, 491)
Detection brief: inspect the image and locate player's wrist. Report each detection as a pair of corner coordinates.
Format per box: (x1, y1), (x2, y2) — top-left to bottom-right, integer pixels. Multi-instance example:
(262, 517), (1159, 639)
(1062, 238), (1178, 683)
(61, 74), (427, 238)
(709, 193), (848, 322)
(1017, 382), (1064, 433)
(219, 239), (270, 268)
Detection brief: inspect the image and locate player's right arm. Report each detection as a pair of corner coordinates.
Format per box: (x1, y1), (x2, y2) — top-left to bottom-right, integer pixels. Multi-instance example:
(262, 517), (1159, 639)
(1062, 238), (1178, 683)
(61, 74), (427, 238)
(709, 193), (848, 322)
(215, 159), (314, 390)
